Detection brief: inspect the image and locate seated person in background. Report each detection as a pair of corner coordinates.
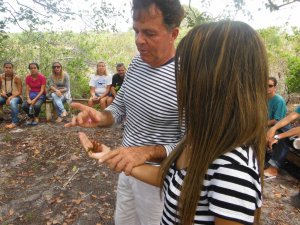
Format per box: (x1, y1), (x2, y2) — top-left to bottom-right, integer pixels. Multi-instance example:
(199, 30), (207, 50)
(267, 77), (288, 127)
(22, 62), (46, 126)
(48, 62), (71, 123)
(264, 77), (291, 177)
(107, 63), (126, 106)
(88, 61), (112, 109)
(0, 62), (23, 129)
(265, 106), (300, 176)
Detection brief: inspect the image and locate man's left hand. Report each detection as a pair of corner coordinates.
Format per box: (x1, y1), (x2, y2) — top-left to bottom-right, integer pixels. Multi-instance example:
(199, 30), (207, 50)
(99, 147), (150, 176)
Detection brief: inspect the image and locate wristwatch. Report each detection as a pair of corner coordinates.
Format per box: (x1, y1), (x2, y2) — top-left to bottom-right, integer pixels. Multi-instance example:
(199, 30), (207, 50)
(274, 135), (280, 140)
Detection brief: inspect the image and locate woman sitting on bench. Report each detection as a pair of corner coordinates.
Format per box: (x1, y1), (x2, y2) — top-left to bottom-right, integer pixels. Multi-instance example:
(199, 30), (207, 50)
(48, 62), (71, 123)
(22, 62), (46, 126)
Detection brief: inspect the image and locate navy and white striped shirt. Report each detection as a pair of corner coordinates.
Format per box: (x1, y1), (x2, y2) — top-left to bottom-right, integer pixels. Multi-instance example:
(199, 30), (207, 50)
(107, 55), (184, 155)
(162, 146), (262, 225)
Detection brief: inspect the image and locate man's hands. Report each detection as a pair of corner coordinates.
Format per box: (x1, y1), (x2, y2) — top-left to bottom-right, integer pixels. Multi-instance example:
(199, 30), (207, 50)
(266, 127), (278, 150)
(99, 146), (150, 175)
(65, 103), (103, 128)
(267, 138), (278, 150)
(267, 127), (276, 142)
(78, 132), (152, 176)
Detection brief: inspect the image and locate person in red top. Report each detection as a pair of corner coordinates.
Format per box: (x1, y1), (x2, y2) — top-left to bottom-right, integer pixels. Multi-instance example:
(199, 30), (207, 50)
(22, 62), (46, 125)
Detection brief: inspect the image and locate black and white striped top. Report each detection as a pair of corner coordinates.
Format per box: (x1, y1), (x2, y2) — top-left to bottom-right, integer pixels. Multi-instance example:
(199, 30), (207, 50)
(107, 55), (183, 155)
(162, 146), (262, 225)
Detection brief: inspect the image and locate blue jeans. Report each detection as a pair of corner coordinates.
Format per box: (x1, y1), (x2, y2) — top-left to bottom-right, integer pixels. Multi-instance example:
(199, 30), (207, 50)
(0, 96), (22, 124)
(22, 98), (45, 118)
(268, 127), (292, 168)
(51, 92), (66, 117)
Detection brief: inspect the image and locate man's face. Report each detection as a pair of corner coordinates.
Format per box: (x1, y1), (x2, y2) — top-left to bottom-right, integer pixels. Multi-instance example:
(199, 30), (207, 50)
(4, 64), (13, 75)
(268, 79), (276, 95)
(117, 66), (126, 77)
(133, 4), (179, 68)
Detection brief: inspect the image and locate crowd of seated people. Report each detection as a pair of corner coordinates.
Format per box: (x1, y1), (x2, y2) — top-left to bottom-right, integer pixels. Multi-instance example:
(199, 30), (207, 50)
(1, 62), (298, 171)
(0, 61), (126, 128)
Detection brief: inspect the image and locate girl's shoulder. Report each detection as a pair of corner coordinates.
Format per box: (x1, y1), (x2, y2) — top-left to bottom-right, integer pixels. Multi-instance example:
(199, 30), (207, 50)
(210, 146), (258, 176)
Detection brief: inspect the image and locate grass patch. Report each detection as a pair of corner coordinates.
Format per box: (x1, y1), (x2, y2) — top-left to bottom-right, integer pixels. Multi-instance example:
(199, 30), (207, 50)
(2, 133), (12, 142)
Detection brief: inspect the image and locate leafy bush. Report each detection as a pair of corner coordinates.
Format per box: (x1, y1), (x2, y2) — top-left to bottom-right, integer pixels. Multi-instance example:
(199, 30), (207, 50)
(286, 56), (300, 93)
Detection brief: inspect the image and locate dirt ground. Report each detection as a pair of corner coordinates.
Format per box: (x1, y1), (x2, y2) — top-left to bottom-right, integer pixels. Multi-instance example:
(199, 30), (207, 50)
(0, 114), (299, 225)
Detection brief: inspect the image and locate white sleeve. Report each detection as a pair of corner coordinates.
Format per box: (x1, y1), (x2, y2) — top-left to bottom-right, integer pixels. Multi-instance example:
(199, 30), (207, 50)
(89, 75), (95, 87)
(107, 75), (112, 85)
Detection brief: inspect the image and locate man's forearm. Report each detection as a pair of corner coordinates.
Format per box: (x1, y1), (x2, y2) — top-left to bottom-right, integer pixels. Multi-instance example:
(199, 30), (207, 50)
(277, 127), (300, 139)
(138, 145), (167, 163)
(273, 112), (299, 131)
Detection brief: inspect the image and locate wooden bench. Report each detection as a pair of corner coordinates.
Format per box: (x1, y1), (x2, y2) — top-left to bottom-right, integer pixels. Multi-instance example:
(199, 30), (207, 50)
(45, 98), (89, 121)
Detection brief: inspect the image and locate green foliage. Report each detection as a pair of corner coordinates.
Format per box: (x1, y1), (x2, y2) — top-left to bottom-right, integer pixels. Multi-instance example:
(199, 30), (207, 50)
(286, 56), (300, 93)
(257, 26), (300, 95)
(258, 27), (288, 62)
(182, 5), (212, 28)
(0, 31), (136, 98)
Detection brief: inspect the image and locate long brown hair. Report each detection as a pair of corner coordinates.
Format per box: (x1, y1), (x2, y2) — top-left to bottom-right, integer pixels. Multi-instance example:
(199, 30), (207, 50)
(160, 21), (268, 224)
(51, 62), (64, 82)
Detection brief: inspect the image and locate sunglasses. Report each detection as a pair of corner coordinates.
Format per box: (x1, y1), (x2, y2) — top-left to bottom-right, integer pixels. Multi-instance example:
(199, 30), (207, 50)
(52, 66), (61, 69)
(268, 84), (275, 88)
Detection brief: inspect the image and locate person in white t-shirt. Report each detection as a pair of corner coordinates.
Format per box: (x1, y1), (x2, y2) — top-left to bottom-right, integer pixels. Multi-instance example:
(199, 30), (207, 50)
(88, 61), (112, 109)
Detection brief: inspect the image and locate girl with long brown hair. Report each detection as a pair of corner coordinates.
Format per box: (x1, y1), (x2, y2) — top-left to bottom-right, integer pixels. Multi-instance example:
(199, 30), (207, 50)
(80, 20), (268, 225)
(48, 62), (71, 123)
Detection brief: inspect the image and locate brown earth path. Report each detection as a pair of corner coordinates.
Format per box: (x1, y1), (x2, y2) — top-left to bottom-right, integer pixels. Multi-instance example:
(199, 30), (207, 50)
(0, 119), (299, 225)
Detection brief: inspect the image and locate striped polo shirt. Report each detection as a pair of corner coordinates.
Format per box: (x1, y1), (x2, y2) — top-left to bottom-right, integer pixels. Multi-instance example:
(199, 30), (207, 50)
(107, 55), (184, 155)
(162, 146), (262, 225)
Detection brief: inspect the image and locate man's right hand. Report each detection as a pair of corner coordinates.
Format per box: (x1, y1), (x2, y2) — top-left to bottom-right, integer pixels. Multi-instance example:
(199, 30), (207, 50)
(267, 138), (278, 150)
(65, 102), (103, 128)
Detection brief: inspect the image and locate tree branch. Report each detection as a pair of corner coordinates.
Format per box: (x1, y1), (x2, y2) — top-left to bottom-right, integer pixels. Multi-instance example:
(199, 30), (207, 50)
(267, 0), (300, 11)
(32, 0), (76, 15)
(15, 0), (48, 17)
(3, 1), (26, 31)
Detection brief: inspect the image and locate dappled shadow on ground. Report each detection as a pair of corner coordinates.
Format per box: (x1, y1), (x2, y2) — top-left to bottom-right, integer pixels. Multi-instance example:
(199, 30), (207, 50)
(0, 120), (122, 225)
(0, 117), (299, 224)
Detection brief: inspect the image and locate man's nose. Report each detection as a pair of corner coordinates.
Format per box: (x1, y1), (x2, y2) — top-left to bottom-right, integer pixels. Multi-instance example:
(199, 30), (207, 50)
(136, 32), (146, 44)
